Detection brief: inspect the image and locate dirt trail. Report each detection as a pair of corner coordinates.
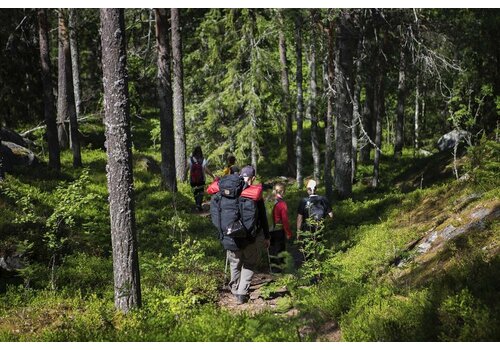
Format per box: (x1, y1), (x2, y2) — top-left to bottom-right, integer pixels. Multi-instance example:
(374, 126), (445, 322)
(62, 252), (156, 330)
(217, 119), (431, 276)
(217, 273), (289, 314)
(195, 202), (341, 341)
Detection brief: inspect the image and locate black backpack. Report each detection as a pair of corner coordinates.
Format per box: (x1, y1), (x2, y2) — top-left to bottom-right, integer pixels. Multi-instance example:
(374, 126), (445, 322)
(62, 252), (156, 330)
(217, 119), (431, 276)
(305, 196), (327, 222)
(210, 174), (258, 239)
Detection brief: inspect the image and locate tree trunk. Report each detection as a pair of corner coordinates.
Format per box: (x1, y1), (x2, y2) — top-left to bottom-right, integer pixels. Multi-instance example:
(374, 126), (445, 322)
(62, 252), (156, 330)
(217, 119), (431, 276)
(334, 11), (355, 199)
(308, 9), (320, 181)
(352, 34), (363, 184)
(394, 39), (406, 158)
(155, 9), (177, 192)
(295, 12), (304, 189)
(251, 107), (258, 173)
(0, 133), (4, 181)
(100, 8), (142, 313)
(171, 8), (186, 182)
(38, 8), (60, 171)
(414, 73), (420, 155)
(57, 10), (69, 149)
(69, 9), (82, 118)
(58, 9), (81, 167)
(359, 78), (374, 164)
(324, 20), (335, 200)
(278, 10), (295, 177)
(372, 71), (385, 188)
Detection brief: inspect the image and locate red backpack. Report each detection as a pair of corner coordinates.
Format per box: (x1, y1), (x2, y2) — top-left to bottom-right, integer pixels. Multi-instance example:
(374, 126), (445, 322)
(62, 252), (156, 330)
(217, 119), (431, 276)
(190, 157), (204, 186)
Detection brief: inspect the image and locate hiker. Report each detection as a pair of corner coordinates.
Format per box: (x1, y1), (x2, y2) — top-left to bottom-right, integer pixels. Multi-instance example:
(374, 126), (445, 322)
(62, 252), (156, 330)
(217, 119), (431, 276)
(269, 183), (293, 273)
(296, 179), (333, 240)
(222, 154), (239, 176)
(186, 145), (214, 211)
(207, 165), (270, 305)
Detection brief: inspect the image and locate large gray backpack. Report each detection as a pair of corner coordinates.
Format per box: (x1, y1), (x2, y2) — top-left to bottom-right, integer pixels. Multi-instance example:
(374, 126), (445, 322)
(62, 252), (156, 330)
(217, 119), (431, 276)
(210, 174), (258, 239)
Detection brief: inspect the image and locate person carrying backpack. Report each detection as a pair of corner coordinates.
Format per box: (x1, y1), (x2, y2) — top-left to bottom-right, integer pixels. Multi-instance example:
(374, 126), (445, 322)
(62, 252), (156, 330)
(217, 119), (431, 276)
(296, 179), (333, 240)
(269, 183), (292, 273)
(222, 154), (239, 176)
(186, 146), (214, 211)
(207, 165), (270, 305)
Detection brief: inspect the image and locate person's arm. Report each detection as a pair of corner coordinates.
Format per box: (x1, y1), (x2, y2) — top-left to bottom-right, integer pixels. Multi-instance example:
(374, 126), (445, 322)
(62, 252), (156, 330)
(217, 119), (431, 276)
(185, 158), (191, 181)
(296, 199), (305, 239)
(203, 160), (215, 179)
(324, 197), (333, 218)
(296, 214), (303, 233)
(257, 199), (270, 248)
(277, 201), (292, 239)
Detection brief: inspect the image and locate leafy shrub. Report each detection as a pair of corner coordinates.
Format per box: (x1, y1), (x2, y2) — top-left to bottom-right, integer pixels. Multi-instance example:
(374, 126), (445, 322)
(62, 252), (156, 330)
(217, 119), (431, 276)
(296, 275), (365, 320)
(438, 288), (499, 341)
(167, 306), (300, 341)
(140, 239), (221, 303)
(54, 253), (113, 293)
(340, 286), (433, 341)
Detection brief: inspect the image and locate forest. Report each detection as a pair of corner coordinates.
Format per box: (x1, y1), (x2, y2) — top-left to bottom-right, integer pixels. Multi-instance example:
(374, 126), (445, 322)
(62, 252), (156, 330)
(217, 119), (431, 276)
(0, 8), (499, 342)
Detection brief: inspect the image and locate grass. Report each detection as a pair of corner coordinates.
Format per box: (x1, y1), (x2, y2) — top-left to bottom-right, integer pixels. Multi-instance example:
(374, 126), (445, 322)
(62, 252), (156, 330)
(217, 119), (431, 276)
(0, 115), (499, 341)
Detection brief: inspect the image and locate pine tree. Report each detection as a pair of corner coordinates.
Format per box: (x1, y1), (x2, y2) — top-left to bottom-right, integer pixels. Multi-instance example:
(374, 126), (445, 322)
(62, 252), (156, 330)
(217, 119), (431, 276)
(394, 25), (407, 158)
(308, 9), (321, 181)
(155, 8), (177, 191)
(58, 9), (81, 167)
(100, 8), (142, 313)
(171, 8), (187, 182)
(69, 8), (82, 119)
(38, 8), (61, 171)
(324, 13), (335, 200)
(294, 10), (304, 188)
(334, 10), (356, 199)
(278, 9), (296, 177)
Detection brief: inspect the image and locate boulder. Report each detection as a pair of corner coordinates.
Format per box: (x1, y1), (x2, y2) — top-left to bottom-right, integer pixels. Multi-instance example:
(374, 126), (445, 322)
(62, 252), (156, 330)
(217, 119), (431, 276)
(1, 141), (38, 171)
(436, 129), (471, 151)
(0, 128), (35, 149)
(416, 149), (432, 157)
(135, 155), (161, 174)
(0, 253), (25, 272)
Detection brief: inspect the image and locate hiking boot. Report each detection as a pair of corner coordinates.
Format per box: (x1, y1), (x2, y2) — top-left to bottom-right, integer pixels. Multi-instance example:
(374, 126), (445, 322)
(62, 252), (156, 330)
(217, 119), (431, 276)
(235, 294), (248, 305)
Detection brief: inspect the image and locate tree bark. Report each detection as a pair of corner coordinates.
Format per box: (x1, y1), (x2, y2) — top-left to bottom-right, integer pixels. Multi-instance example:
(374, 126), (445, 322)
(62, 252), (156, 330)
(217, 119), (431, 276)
(69, 9), (82, 118)
(58, 9), (81, 167)
(359, 78), (374, 164)
(0, 133), (4, 181)
(38, 8), (60, 171)
(334, 10), (355, 199)
(251, 107), (258, 173)
(308, 9), (320, 181)
(57, 10), (69, 149)
(278, 10), (295, 177)
(324, 19), (335, 200)
(155, 9), (177, 192)
(352, 32), (363, 184)
(394, 38), (407, 158)
(372, 70), (385, 188)
(295, 11), (304, 189)
(171, 8), (186, 182)
(414, 72), (420, 155)
(100, 8), (142, 313)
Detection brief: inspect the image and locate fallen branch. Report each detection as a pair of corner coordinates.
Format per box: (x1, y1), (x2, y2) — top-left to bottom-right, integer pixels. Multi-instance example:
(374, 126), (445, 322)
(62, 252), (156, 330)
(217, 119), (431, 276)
(20, 116), (98, 137)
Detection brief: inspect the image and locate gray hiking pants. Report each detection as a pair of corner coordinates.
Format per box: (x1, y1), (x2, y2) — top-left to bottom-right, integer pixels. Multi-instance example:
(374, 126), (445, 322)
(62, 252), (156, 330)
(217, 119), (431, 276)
(227, 234), (264, 296)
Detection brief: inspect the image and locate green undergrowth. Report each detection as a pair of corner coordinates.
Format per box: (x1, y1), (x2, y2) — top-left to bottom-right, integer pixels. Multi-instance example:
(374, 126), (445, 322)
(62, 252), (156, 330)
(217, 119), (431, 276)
(1, 115), (498, 341)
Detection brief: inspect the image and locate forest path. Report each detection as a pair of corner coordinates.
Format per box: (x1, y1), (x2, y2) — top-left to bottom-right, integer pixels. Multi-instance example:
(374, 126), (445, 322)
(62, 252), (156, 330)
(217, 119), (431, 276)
(192, 199), (341, 340)
(217, 272), (288, 314)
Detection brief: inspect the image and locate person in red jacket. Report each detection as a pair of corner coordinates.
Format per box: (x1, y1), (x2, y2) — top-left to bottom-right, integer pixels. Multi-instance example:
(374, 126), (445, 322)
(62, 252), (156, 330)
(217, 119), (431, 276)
(269, 183), (292, 272)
